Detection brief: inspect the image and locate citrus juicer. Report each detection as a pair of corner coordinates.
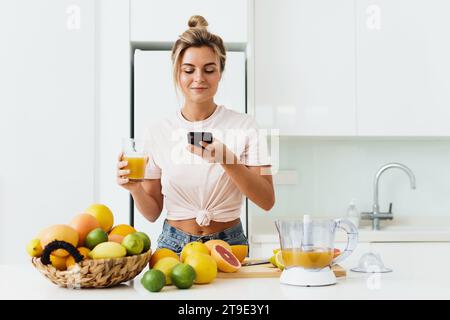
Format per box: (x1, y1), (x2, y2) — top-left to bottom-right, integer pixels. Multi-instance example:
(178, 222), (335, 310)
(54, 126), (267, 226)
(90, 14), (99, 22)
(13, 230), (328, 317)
(275, 215), (358, 287)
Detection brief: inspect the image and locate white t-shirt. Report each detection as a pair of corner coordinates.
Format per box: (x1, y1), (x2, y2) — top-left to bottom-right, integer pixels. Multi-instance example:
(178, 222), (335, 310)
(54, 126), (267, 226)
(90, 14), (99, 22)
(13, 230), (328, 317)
(143, 105), (270, 226)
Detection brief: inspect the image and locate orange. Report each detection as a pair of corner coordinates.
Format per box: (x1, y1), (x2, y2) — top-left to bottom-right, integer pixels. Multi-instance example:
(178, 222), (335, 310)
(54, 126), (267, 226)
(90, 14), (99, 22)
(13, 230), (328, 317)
(211, 244), (241, 273)
(149, 248), (179, 268)
(109, 224), (137, 237)
(66, 247), (90, 269)
(230, 245), (248, 263)
(180, 242), (209, 262)
(185, 253), (217, 284)
(50, 254), (68, 271)
(204, 239), (231, 253)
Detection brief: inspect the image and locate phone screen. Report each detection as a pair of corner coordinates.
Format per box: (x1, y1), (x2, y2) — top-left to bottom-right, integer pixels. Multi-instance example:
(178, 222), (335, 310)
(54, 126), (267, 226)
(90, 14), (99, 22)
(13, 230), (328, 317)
(187, 132), (213, 148)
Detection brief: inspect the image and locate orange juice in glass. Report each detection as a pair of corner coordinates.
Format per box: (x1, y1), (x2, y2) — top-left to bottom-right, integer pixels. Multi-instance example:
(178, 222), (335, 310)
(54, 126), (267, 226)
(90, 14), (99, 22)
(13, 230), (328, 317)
(122, 138), (147, 182)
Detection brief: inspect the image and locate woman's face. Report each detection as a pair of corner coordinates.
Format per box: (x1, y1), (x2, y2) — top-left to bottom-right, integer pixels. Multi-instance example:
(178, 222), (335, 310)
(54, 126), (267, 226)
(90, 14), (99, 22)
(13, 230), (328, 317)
(178, 46), (222, 104)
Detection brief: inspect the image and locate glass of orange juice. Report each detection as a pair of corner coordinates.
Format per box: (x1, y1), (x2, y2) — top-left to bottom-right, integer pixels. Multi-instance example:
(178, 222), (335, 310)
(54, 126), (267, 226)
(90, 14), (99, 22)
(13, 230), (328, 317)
(122, 138), (147, 182)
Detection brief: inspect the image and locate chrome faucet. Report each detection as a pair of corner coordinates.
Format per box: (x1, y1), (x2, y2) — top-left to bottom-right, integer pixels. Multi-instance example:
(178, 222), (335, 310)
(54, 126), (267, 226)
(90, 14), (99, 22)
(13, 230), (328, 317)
(361, 163), (416, 230)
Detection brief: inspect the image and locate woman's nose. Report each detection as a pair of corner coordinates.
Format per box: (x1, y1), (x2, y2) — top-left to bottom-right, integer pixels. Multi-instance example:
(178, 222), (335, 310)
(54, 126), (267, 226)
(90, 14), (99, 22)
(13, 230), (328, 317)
(193, 70), (206, 82)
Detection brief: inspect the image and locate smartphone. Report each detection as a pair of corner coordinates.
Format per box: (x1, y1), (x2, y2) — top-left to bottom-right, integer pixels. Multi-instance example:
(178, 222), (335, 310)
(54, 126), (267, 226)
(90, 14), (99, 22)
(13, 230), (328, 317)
(187, 132), (213, 148)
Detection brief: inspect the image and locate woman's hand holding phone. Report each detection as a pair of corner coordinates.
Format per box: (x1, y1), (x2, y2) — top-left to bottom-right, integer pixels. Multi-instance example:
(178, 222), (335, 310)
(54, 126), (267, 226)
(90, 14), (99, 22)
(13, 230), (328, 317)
(186, 138), (237, 164)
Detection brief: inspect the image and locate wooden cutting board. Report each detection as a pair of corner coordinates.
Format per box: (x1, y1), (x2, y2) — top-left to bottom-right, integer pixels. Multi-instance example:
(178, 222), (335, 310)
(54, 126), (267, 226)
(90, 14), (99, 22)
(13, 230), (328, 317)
(217, 260), (346, 279)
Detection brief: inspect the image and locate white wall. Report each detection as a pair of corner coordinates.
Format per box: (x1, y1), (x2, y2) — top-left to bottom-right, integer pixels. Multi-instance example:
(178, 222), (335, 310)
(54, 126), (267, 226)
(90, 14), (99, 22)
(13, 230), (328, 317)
(0, 0), (95, 263)
(250, 138), (450, 232)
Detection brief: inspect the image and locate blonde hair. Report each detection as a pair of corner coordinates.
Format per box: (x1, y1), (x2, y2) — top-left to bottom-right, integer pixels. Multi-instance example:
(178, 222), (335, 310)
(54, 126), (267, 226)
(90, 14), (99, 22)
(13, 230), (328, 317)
(171, 15), (227, 91)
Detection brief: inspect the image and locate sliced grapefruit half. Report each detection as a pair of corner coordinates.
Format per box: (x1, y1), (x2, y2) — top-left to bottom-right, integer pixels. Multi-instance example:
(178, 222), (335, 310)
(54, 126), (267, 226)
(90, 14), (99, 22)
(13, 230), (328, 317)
(211, 244), (241, 273)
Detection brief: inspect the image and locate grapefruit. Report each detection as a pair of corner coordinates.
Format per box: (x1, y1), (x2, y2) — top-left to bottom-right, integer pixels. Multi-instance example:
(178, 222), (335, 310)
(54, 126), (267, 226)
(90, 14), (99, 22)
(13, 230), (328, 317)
(230, 245), (248, 262)
(85, 204), (114, 232)
(108, 233), (124, 244)
(69, 213), (100, 246)
(185, 253), (217, 284)
(39, 225), (79, 257)
(204, 239), (231, 253)
(211, 244), (241, 273)
(180, 241), (209, 262)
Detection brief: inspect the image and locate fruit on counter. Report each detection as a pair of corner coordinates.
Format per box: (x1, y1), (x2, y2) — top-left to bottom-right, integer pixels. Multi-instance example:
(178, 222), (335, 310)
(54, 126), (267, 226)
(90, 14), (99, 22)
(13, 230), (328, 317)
(26, 239), (43, 257)
(185, 253), (217, 284)
(230, 245), (248, 263)
(85, 204), (114, 232)
(69, 213), (101, 246)
(122, 233), (144, 256)
(84, 228), (108, 250)
(153, 257), (181, 285)
(211, 244), (241, 273)
(180, 241), (209, 262)
(39, 225), (79, 257)
(89, 241), (126, 259)
(108, 233), (125, 244)
(170, 263), (196, 289)
(204, 239), (231, 253)
(269, 251), (285, 270)
(141, 269), (166, 292)
(149, 248), (179, 268)
(50, 254), (68, 271)
(133, 232), (151, 252)
(109, 224), (137, 237)
(66, 247), (90, 269)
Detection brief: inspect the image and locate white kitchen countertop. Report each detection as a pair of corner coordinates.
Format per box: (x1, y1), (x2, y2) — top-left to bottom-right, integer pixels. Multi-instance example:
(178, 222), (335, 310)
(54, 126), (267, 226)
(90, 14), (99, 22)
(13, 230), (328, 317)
(2, 242), (449, 300)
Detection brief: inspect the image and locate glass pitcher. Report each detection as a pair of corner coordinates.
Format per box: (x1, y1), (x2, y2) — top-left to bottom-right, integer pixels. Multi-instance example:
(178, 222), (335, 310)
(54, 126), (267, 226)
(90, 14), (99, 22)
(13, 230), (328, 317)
(275, 216), (358, 270)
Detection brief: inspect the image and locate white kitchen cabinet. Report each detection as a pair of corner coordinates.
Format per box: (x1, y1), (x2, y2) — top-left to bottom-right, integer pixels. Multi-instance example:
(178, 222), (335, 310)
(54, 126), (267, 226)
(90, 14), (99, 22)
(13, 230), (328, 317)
(356, 0), (450, 136)
(130, 0), (248, 43)
(254, 0), (356, 136)
(133, 49), (247, 246)
(0, 0), (95, 263)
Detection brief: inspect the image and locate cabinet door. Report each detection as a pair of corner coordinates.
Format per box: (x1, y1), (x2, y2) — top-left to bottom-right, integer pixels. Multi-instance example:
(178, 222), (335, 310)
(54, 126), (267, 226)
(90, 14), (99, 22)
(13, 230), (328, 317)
(357, 0), (450, 136)
(254, 0), (356, 136)
(0, 0), (95, 263)
(133, 50), (247, 245)
(130, 0), (248, 43)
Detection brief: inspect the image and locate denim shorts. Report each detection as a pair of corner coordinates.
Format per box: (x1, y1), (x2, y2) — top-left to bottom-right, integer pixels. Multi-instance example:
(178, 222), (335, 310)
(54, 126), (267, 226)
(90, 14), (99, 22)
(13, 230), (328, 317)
(156, 219), (249, 254)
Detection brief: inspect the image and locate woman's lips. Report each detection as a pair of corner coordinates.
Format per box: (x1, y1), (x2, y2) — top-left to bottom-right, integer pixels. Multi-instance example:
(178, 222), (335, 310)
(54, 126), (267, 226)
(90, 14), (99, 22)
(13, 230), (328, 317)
(191, 88), (208, 92)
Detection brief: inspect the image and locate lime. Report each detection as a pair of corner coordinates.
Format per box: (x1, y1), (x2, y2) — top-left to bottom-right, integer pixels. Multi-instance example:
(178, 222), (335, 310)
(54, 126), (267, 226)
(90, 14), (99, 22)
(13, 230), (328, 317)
(141, 269), (166, 292)
(133, 232), (151, 252)
(122, 233), (144, 255)
(85, 228), (108, 250)
(171, 263), (196, 289)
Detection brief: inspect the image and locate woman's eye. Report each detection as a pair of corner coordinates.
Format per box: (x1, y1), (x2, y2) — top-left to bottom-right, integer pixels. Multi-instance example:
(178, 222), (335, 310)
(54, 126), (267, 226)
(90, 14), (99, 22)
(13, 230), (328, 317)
(184, 69), (194, 74)
(205, 70), (215, 73)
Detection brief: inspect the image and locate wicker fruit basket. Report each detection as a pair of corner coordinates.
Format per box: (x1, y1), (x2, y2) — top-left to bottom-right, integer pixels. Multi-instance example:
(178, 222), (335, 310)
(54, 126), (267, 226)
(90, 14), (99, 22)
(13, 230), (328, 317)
(32, 249), (151, 288)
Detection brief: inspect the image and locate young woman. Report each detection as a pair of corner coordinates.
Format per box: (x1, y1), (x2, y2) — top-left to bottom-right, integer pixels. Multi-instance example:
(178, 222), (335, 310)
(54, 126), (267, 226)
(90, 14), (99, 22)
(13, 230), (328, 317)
(117, 15), (274, 254)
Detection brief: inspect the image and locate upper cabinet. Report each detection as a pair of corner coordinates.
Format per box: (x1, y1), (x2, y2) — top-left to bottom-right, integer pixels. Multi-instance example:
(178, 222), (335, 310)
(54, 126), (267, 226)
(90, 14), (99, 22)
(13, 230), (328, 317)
(356, 0), (450, 136)
(254, 0), (357, 136)
(130, 0), (248, 43)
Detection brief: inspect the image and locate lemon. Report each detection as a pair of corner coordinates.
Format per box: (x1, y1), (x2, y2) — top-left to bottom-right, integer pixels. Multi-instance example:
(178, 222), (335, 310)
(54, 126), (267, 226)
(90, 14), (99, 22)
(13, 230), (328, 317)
(153, 257), (181, 285)
(180, 241), (209, 262)
(274, 251), (285, 270)
(185, 253), (217, 284)
(26, 239), (43, 257)
(273, 248), (281, 255)
(85, 204), (114, 232)
(89, 242), (126, 259)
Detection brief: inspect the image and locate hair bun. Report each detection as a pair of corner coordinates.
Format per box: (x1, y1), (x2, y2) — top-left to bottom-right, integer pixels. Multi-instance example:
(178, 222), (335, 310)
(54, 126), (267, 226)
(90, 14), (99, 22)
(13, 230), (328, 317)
(188, 15), (208, 29)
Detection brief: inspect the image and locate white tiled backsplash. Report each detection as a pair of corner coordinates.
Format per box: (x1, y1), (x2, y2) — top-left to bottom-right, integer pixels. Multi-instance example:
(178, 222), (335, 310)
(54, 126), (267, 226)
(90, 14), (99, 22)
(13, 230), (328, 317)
(250, 137), (450, 234)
